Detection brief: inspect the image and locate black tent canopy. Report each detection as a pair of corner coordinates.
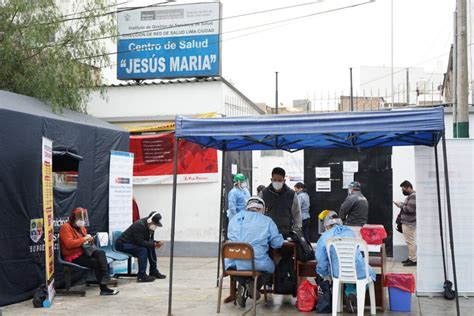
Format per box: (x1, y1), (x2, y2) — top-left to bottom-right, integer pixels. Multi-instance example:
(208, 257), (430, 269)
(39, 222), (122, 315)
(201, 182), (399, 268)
(0, 91), (129, 306)
(167, 107), (461, 315)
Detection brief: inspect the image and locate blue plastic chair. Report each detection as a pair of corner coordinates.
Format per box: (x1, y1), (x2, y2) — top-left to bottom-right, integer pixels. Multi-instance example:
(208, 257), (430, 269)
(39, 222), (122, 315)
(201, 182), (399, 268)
(95, 233), (130, 261)
(110, 230), (137, 277)
(56, 238), (89, 296)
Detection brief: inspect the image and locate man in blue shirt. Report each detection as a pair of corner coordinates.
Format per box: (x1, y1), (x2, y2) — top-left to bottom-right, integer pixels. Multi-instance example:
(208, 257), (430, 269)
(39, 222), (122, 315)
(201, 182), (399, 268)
(316, 211), (376, 313)
(227, 173), (251, 220)
(294, 182), (311, 241)
(225, 197), (284, 307)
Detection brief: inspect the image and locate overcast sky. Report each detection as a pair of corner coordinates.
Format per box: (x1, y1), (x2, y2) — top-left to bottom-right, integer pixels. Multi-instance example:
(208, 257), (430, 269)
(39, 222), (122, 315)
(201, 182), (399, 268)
(115, 0), (457, 106)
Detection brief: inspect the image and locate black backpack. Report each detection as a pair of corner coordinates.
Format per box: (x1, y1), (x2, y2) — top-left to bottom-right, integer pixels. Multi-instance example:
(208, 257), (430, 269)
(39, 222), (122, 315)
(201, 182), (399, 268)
(32, 284), (48, 308)
(291, 230), (315, 262)
(315, 275), (332, 313)
(274, 255), (297, 296)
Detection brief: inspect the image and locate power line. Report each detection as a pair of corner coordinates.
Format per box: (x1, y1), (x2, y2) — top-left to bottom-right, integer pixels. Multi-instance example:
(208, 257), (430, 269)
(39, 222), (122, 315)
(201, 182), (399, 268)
(23, 1), (169, 28)
(62, 0), (328, 46)
(73, 1), (373, 62)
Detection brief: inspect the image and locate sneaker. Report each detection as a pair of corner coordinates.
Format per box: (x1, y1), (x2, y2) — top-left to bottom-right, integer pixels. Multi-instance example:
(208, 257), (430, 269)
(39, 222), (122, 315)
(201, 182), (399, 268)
(402, 258), (410, 264)
(149, 270), (166, 279)
(100, 276), (118, 286)
(346, 293), (357, 314)
(236, 283), (247, 308)
(137, 274), (156, 283)
(246, 280), (261, 301)
(100, 288), (119, 296)
(403, 260), (417, 267)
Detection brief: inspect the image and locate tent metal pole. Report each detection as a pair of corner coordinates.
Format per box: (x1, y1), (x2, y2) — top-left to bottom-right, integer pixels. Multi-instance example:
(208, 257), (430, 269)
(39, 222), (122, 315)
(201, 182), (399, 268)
(441, 134), (460, 316)
(434, 145), (448, 281)
(167, 137), (179, 316)
(216, 149), (226, 287)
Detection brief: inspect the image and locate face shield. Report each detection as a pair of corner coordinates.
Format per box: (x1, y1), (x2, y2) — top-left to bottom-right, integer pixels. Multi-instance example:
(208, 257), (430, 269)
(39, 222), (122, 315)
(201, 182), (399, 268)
(73, 208), (89, 227)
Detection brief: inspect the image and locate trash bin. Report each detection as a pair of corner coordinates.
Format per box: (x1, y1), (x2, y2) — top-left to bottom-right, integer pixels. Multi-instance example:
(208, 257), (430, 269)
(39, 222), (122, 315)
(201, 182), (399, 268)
(384, 273), (416, 312)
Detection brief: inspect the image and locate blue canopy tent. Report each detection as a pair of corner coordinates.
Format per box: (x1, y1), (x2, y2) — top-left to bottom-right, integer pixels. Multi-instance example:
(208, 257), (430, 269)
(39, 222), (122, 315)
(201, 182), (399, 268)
(166, 107), (460, 315)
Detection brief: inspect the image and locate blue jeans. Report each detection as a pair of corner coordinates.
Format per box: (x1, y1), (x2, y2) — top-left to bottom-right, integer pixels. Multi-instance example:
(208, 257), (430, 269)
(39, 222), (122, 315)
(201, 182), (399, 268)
(116, 242), (157, 275)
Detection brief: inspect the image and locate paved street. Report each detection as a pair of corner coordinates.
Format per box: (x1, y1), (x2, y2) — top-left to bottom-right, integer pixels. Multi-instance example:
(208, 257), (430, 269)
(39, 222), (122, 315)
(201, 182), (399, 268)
(2, 257), (471, 316)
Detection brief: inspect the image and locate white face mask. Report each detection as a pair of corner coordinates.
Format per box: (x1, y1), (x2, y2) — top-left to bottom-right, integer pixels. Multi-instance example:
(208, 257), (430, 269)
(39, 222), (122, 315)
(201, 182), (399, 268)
(75, 220), (85, 227)
(149, 224), (157, 231)
(240, 182), (247, 189)
(272, 181), (284, 190)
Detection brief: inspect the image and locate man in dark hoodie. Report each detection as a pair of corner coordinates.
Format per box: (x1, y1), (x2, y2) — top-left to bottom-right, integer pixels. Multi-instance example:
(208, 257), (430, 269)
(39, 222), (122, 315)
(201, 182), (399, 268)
(115, 211), (166, 282)
(259, 167), (302, 238)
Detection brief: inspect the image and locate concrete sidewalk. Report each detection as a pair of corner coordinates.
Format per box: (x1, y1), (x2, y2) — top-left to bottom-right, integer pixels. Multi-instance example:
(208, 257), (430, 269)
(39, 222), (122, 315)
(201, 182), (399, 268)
(1, 257), (471, 315)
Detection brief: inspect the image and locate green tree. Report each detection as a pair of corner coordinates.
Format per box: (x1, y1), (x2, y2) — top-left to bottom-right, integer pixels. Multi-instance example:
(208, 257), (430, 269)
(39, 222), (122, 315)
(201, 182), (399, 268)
(0, 0), (115, 112)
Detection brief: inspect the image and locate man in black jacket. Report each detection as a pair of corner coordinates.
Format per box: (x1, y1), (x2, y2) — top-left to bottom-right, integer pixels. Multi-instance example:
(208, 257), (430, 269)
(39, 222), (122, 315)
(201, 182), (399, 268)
(259, 167), (302, 238)
(115, 211), (166, 282)
(339, 181), (369, 227)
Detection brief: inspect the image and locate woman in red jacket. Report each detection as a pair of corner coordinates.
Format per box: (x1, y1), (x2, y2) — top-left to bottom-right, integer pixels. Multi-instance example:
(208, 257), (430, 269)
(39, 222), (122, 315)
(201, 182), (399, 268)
(59, 207), (119, 296)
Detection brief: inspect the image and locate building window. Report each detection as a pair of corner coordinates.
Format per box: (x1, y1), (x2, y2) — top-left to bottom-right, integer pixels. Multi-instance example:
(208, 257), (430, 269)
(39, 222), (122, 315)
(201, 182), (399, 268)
(53, 150), (82, 191)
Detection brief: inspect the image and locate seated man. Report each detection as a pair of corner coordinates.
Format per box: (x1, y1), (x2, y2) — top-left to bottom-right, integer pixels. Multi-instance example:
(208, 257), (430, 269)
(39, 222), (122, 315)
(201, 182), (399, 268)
(59, 207), (119, 296)
(225, 197), (284, 307)
(115, 211), (166, 283)
(315, 211), (376, 314)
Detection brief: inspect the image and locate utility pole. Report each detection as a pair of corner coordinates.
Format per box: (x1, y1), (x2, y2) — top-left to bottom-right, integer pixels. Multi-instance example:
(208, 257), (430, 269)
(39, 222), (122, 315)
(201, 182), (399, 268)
(456, 0), (469, 137)
(275, 71), (279, 114)
(406, 68), (410, 105)
(350, 67), (354, 111)
(391, 0), (395, 109)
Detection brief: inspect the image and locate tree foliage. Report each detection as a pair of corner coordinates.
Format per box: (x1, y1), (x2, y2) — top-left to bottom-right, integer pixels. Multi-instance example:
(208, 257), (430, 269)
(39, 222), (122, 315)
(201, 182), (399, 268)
(0, 0), (115, 112)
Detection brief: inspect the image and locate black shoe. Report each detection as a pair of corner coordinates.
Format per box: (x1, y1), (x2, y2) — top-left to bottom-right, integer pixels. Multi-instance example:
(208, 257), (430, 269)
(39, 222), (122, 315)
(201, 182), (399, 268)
(149, 270), (166, 279)
(344, 293), (357, 314)
(403, 260), (417, 266)
(402, 258), (410, 264)
(100, 288), (119, 296)
(137, 274), (156, 283)
(236, 283), (247, 308)
(100, 276), (118, 286)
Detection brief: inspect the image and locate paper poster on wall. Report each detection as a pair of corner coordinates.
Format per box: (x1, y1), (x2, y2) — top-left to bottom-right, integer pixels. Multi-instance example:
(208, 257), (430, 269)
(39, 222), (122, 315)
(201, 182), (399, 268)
(315, 167), (331, 178)
(342, 172), (354, 189)
(316, 181), (331, 192)
(42, 137), (55, 306)
(231, 164), (238, 175)
(109, 151), (134, 235)
(130, 132), (219, 185)
(343, 161), (359, 173)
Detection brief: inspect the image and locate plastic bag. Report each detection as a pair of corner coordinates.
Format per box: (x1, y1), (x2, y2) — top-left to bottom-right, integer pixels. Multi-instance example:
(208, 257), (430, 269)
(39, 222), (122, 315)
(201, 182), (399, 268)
(296, 280), (318, 312)
(384, 273), (416, 293)
(360, 224), (387, 245)
(315, 275), (332, 313)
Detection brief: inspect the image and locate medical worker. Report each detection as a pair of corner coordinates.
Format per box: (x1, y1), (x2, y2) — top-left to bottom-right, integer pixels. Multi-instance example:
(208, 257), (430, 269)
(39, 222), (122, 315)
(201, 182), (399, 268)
(227, 173), (251, 220)
(225, 197), (284, 307)
(315, 210), (376, 314)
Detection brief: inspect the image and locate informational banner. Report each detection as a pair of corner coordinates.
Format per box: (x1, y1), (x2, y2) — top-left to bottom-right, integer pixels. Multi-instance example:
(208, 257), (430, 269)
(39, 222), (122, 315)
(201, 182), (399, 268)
(130, 132), (218, 185)
(415, 140), (474, 295)
(109, 151), (135, 235)
(117, 2), (221, 80)
(42, 137), (55, 306)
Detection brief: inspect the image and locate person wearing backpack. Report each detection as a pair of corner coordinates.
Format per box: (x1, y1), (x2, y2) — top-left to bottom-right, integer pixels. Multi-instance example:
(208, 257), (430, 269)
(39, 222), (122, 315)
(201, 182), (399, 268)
(315, 211), (376, 313)
(225, 197), (284, 308)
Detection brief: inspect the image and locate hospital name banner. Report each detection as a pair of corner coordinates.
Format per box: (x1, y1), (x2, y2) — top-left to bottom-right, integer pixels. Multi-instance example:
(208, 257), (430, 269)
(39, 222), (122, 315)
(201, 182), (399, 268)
(415, 140), (474, 295)
(109, 151), (134, 235)
(117, 2), (221, 80)
(42, 137), (55, 306)
(130, 132), (218, 185)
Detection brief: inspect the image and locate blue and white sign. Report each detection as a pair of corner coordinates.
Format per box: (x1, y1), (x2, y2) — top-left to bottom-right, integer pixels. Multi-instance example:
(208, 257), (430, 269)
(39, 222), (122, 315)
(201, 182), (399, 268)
(117, 2), (221, 80)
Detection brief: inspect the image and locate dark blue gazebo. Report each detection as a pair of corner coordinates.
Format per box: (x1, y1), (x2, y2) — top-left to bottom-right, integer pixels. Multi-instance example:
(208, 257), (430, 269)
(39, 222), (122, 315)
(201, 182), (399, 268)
(166, 107), (460, 315)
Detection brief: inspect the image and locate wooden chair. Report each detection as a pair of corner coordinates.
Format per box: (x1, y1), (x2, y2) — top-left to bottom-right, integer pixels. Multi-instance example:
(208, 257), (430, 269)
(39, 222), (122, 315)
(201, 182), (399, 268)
(217, 242), (268, 316)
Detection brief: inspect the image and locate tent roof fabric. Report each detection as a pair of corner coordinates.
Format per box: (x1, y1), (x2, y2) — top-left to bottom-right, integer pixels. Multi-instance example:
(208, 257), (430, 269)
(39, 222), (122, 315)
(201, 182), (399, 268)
(175, 107), (445, 151)
(0, 90), (125, 132)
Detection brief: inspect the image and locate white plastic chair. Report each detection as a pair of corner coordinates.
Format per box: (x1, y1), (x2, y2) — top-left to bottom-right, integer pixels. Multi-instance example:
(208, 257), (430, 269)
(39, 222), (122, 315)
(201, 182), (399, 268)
(325, 237), (376, 316)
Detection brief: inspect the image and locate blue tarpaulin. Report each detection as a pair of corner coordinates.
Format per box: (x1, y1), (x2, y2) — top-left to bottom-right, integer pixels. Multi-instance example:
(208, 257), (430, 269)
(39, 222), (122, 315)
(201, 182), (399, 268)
(175, 107), (445, 151)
